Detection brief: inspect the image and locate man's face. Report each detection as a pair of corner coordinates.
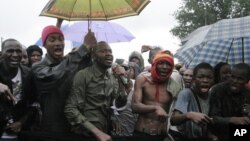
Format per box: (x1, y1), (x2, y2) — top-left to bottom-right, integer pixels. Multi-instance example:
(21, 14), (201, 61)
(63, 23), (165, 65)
(2, 40), (22, 68)
(230, 68), (248, 93)
(21, 49), (28, 65)
(44, 33), (65, 62)
(219, 64), (231, 83)
(130, 57), (140, 66)
(194, 68), (214, 95)
(156, 61), (172, 78)
(94, 43), (113, 69)
(183, 69), (193, 88)
(30, 51), (42, 64)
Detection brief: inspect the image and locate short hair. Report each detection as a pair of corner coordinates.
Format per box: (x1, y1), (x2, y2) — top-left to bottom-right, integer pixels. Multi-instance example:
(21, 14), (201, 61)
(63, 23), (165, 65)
(232, 63), (250, 81)
(193, 62), (214, 78)
(1, 38), (20, 51)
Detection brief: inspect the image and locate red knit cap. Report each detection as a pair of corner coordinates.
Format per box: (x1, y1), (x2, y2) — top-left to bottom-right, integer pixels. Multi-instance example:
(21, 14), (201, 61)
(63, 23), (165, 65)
(41, 25), (64, 46)
(151, 50), (174, 82)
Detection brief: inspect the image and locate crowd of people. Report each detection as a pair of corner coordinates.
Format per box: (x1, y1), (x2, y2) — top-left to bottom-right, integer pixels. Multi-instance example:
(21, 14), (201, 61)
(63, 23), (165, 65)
(0, 25), (250, 141)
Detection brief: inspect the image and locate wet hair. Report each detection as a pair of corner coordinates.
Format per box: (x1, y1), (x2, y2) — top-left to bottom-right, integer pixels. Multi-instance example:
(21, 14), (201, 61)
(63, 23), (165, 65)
(193, 62), (214, 78)
(213, 62), (229, 83)
(232, 63), (250, 81)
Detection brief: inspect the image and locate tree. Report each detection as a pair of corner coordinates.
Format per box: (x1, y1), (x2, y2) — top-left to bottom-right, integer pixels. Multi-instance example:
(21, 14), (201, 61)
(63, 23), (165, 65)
(171, 0), (250, 39)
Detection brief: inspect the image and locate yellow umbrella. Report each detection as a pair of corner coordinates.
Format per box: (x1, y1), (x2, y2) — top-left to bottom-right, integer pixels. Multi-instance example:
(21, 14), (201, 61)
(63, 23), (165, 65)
(40, 0), (150, 21)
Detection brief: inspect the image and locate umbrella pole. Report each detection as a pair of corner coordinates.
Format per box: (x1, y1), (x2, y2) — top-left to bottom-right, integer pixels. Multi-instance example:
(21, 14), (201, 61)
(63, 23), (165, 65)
(226, 39), (234, 63)
(242, 38), (245, 63)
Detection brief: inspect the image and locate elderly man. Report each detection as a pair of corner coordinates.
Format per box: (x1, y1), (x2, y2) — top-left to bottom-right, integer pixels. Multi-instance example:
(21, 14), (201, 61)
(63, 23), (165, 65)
(0, 39), (33, 140)
(31, 25), (96, 133)
(132, 50), (182, 140)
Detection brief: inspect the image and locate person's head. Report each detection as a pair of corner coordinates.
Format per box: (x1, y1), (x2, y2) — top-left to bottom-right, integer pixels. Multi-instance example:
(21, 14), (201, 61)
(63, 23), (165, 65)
(148, 47), (162, 64)
(129, 51), (144, 70)
(26, 45), (43, 66)
(230, 63), (250, 93)
(92, 41), (113, 70)
(42, 25), (64, 62)
(127, 62), (141, 79)
(151, 50), (174, 82)
(1, 38), (22, 69)
(193, 63), (214, 95)
(214, 62), (231, 84)
(183, 68), (193, 88)
(21, 47), (28, 66)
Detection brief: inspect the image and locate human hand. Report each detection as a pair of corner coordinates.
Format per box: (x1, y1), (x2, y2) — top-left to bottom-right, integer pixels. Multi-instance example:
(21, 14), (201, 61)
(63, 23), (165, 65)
(0, 83), (16, 103)
(155, 106), (168, 122)
(141, 45), (152, 53)
(5, 121), (22, 133)
(92, 128), (112, 141)
(186, 112), (212, 126)
(112, 64), (126, 76)
(84, 29), (97, 51)
(230, 117), (250, 125)
(241, 104), (250, 116)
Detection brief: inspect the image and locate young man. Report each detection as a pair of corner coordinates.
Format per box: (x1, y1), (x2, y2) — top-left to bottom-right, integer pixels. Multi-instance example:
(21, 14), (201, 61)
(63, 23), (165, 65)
(132, 50), (182, 139)
(0, 39), (33, 140)
(31, 25), (96, 133)
(209, 63), (250, 141)
(182, 69), (193, 88)
(170, 63), (214, 141)
(64, 41), (128, 141)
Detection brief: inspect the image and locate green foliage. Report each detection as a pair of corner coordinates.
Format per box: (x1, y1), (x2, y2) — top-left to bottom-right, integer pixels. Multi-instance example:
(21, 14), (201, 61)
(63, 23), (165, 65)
(171, 0), (250, 39)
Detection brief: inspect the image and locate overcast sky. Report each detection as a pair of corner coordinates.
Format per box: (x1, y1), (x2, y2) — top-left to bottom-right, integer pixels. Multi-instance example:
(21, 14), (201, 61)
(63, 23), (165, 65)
(0, 0), (182, 65)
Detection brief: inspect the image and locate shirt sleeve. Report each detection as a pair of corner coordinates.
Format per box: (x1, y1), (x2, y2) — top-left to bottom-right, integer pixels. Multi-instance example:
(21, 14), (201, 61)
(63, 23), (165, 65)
(64, 70), (96, 132)
(174, 89), (190, 113)
(31, 45), (90, 86)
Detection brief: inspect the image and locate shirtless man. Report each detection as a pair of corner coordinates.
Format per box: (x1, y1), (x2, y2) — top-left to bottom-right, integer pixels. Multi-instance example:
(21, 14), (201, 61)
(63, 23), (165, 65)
(132, 50), (182, 138)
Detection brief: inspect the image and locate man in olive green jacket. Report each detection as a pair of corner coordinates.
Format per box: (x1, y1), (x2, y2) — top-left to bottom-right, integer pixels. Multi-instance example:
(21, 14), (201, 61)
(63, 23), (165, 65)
(64, 41), (128, 141)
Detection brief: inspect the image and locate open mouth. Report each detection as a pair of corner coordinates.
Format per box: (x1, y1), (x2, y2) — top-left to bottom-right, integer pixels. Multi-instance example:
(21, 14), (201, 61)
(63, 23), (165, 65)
(54, 48), (63, 56)
(105, 58), (113, 64)
(200, 86), (210, 93)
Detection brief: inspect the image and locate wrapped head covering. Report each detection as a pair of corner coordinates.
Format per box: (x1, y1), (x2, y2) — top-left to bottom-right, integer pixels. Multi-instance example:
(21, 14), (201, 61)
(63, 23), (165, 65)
(41, 25), (64, 46)
(151, 50), (174, 82)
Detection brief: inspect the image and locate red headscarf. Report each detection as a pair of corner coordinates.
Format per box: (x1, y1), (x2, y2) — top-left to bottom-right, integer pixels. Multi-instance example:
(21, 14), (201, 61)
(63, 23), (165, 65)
(151, 50), (174, 83)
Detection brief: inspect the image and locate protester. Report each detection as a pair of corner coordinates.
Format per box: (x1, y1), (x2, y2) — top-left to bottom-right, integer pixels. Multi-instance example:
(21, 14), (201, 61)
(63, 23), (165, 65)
(209, 63), (250, 141)
(0, 39), (34, 140)
(31, 25), (96, 133)
(170, 63), (214, 141)
(26, 45), (43, 67)
(111, 61), (141, 136)
(182, 68), (193, 88)
(213, 62), (231, 84)
(128, 51), (144, 71)
(64, 41), (128, 141)
(20, 47), (28, 66)
(132, 50), (182, 140)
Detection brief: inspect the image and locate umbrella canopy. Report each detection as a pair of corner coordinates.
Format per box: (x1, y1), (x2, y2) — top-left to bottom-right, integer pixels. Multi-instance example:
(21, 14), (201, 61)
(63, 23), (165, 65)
(35, 21), (135, 45)
(63, 21), (135, 43)
(40, 0), (150, 21)
(175, 16), (250, 68)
